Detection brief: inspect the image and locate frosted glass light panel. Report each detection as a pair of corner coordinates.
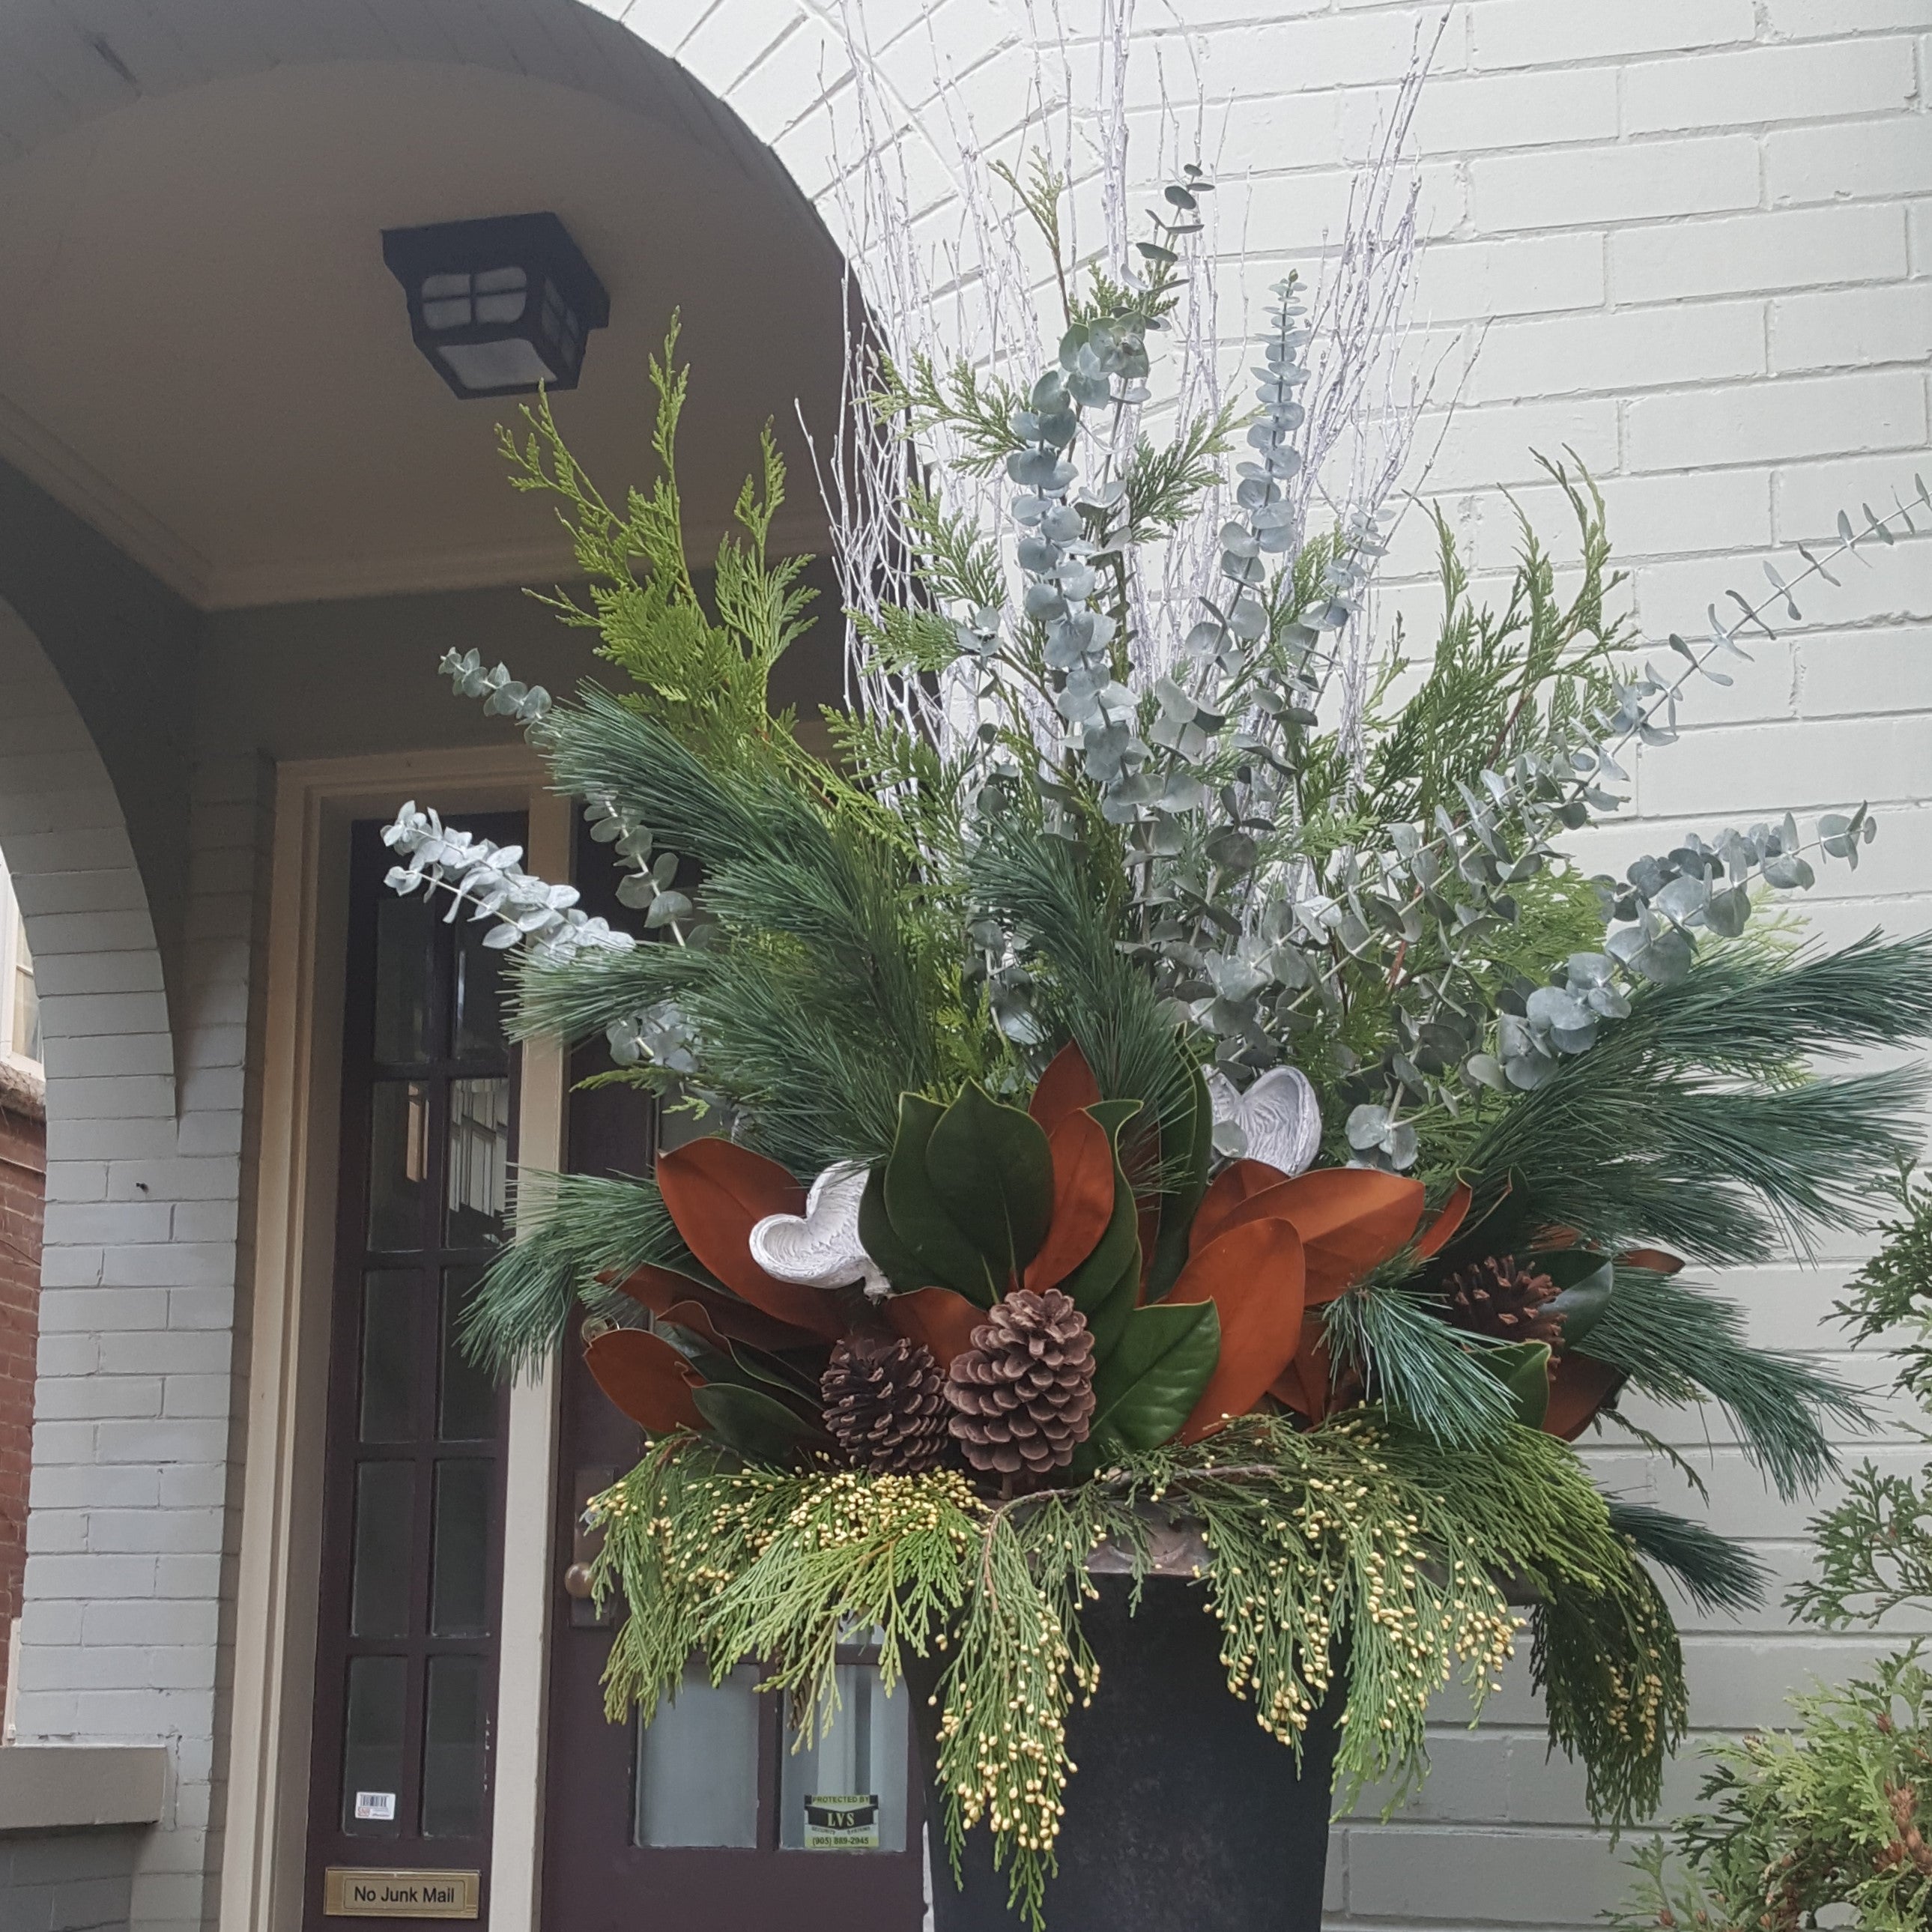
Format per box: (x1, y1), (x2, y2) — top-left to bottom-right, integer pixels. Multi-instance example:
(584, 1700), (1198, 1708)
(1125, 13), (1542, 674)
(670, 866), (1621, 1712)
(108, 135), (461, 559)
(634, 1663), (760, 1848)
(780, 1663), (909, 1853)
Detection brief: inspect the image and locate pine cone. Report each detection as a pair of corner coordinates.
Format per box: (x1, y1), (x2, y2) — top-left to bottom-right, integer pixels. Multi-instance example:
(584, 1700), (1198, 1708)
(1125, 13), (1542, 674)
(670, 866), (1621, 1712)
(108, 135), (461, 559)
(947, 1288), (1097, 1477)
(820, 1336), (952, 1475)
(1442, 1254), (1564, 1349)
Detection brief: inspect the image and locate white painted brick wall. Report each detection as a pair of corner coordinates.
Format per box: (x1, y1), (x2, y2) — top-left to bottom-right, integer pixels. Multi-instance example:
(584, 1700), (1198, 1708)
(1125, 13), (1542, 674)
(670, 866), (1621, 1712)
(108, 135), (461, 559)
(0, 605), (262, 1932)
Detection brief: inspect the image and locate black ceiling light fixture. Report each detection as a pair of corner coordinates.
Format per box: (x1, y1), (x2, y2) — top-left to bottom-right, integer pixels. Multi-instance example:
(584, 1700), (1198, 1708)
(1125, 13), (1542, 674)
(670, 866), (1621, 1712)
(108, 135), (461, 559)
(381, 212), (610, 400)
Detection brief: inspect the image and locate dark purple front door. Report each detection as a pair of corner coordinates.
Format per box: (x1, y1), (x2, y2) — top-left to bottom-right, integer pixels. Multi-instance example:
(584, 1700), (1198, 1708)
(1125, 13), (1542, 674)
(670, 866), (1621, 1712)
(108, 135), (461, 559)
(304, 816), (524, 1928)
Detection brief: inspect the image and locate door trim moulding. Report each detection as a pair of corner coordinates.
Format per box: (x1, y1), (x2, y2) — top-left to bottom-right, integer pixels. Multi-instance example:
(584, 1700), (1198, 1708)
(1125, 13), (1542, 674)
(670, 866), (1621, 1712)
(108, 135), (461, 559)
(221, 748), (568, 1932)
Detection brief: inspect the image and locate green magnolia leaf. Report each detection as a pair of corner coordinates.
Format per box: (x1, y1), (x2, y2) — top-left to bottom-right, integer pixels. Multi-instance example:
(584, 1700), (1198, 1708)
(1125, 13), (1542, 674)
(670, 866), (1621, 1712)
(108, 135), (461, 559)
(1088, 1300), (1221, 1453)
(926, 1083), (1056, 1285)
(727, 1339), (822, 1405)
(1145, 1062), (1213, 1300)
(882, 1094), (1000, 1304)
(691, 1382), (830, 1464)
(858, 1162), (926, 1290)
(1476, 1339), (1552, 1430)
(661, 1329), (819, 1407)
(1542, 1253), (1616, 1347)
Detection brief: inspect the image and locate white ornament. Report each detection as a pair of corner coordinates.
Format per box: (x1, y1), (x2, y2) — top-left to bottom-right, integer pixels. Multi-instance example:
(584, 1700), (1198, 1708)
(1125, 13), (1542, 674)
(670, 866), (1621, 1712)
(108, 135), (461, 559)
(1206, 1065), (1322, 1178)
(749, 1160), (889, 1300)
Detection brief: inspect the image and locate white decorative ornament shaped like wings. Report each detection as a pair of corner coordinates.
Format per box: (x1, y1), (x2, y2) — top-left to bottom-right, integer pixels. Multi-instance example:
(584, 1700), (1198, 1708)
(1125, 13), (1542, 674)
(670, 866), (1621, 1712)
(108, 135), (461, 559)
(1205, 1065), (1322, 1178)
(749, 1160), (889, 1300)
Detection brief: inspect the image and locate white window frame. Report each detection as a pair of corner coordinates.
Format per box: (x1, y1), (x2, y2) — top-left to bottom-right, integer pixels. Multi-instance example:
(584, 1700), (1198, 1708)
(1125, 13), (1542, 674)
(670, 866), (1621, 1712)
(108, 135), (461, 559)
(0, 853), (39, 1073)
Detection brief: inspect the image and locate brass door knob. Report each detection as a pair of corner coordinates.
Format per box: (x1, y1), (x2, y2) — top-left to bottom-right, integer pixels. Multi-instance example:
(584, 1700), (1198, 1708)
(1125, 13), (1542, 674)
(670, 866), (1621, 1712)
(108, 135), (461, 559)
(563, 1562), (596, 1600)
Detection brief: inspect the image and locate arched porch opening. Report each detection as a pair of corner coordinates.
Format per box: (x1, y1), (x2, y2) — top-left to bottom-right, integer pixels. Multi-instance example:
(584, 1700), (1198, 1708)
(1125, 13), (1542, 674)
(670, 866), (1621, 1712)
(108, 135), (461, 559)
(0, 3), (873, 1926)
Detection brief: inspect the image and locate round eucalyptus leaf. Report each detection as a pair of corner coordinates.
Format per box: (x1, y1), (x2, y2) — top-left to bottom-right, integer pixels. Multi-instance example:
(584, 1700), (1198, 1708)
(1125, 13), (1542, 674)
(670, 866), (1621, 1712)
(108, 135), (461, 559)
(1564, 951), (1614, 989)
(1525, 985), (1590, 1032)
(1503, 1050), (1557, 1091)
(1705, 884), (1751, 937)
(1464, 1053), (1510, 1094)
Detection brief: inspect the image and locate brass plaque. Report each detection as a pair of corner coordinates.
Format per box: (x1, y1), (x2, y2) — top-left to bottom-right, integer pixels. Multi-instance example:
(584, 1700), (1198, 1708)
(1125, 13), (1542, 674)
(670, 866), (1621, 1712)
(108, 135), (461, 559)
(324, 1868), (479, 1919)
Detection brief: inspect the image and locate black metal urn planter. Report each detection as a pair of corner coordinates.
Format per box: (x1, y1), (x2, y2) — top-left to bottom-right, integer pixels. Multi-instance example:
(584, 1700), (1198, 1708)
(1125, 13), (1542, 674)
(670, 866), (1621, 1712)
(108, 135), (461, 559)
(909, 1572), (1342, 1932)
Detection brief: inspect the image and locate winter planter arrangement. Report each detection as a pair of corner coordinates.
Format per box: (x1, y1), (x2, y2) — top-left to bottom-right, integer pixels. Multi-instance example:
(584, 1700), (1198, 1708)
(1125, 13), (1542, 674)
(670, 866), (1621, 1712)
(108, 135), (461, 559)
(378, 121), (1932, 1931)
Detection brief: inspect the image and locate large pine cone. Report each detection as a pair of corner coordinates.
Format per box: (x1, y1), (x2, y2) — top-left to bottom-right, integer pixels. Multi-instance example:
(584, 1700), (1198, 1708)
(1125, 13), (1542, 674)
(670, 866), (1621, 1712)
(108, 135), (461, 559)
(820, 1336), (952, 1475)
(1442, 1254), (1563, 1349)
(947, 1288), (1097, 1477)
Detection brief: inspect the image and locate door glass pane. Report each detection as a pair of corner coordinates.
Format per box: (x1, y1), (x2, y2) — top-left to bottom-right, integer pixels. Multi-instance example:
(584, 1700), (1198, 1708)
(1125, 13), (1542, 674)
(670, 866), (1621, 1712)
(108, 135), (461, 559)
(453, 920), (508, 1059)
(373, 892), (437, 1064)
(635, 1663), (761, 1848)
(430, 1459), (491, 1638)
(359, 1271), (420, 1443)
(351, 1462), (416, 1639)
(446, 1079), (510, 1247)
(422, 1656), (488, 1838)
(780, 1663), (909, 1853)
(438, 1268), (495, 1442)
(342, 1655), (408, 1836)
(368, 1081), (431, 1250)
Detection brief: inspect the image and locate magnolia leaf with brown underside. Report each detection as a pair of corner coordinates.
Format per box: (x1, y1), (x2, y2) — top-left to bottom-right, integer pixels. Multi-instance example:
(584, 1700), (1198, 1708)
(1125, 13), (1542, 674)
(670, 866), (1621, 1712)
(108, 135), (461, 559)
(655, 1140), (843, 1338)
(882, 1285), (984, 1372)
(1205, 1167), (1426, 1305)
(1023, 1109), (1115, 1293)
(1172, 1217), (1308, 1442)
(614, 1262), (823, 1353)
(585, 1327), (706, 1435)
(1028, 1041), (1101, 1139)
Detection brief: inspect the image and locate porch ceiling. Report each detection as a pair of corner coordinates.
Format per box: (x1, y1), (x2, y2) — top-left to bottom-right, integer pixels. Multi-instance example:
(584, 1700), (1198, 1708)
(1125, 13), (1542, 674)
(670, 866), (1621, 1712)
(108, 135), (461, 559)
(0, 54), (846, 609)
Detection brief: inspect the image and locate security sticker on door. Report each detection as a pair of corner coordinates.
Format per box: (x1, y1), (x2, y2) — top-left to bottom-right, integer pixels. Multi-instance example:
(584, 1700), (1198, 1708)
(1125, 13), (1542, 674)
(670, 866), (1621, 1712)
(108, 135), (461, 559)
(802, 1793), (879, 1850)
(354, 1793), (397, 1822)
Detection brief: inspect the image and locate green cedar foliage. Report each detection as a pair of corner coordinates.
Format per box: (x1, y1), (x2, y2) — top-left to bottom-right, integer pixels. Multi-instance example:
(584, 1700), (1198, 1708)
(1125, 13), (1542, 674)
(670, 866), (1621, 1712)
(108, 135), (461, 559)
(1613, 1656), (1932, 1932)
(1794, 1175), (1932, 1630)
(1357, 460), (1625, 837)
(594, 1415), (1683, 1931)
(1613, 1178), (1932, 1932)
(501, 317), (817, 779)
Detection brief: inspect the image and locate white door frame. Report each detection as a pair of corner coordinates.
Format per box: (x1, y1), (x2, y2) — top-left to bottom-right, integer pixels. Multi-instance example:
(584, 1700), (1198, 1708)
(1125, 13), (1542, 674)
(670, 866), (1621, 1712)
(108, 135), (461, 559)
(221, 747), (567, 1932)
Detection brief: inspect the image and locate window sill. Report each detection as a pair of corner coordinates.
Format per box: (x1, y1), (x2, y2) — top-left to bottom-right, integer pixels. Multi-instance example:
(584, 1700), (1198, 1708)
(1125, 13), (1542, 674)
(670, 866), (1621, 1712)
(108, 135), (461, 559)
(0, 1745), (167, 1832)
(0, 1050), (42, 1128)
(0, 1053), (43, 1124)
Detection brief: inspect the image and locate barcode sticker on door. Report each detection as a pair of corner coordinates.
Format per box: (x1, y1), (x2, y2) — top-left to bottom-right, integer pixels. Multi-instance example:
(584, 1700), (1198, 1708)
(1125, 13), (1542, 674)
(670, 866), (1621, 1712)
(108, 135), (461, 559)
(354, 1792), (397, 1821)
(802, 1794), (879, 1850)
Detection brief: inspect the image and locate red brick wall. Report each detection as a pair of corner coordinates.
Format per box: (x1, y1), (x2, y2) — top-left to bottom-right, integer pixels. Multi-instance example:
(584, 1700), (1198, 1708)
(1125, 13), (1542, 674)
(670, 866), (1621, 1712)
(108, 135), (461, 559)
(0, 1082), (43, 1719)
